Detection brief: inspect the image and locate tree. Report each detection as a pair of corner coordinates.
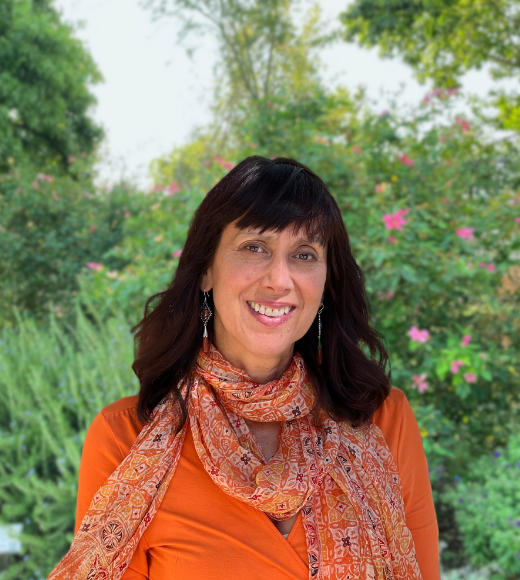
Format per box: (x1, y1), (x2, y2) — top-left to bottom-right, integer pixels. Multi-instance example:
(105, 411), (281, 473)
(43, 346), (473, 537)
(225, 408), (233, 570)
(339, 0), (520, 131)
(0, 0), (104, 173)
(143, 0), (331, 185)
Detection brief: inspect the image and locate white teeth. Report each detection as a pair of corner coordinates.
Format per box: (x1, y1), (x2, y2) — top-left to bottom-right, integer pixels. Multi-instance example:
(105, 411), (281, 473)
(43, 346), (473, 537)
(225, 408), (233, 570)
(248, 301), (293, 317)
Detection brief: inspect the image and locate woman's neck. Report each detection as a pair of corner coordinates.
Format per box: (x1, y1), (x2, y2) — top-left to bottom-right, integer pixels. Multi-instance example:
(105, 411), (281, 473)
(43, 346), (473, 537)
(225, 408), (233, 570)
(212, 336), (294, 385)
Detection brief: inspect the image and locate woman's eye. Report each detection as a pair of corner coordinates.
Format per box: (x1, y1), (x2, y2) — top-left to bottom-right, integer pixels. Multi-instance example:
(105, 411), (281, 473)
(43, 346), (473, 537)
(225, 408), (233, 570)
(297, 253), (314, 261)
(247, 245), (263, 253)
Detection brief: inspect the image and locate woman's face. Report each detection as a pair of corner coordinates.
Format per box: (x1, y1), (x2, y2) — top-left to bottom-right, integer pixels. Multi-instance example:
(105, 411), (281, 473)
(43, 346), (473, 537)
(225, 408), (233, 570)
(202, 221), (327, 367)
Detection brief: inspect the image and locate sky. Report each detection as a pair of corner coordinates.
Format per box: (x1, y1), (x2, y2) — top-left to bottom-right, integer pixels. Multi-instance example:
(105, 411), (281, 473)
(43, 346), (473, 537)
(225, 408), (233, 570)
(55, 0), (501, 189)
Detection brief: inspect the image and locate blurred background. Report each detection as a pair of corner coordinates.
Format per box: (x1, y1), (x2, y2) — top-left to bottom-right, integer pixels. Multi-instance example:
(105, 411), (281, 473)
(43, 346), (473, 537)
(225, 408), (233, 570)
(0, 0), (519, 578)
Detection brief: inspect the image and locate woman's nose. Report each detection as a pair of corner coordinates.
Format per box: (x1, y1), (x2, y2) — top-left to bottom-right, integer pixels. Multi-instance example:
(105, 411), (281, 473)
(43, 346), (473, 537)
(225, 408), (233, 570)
(261, 254), (293, 293)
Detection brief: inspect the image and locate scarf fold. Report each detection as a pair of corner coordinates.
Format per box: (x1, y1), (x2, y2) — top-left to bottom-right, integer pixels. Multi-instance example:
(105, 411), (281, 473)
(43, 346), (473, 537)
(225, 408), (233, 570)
(48, 345), (423, 580)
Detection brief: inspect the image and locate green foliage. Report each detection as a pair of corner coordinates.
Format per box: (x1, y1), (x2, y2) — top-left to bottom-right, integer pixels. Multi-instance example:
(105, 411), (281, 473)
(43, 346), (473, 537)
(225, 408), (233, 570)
(441, 433), (520, 579)
(149, 133), (238, 194)
(0, 160), (149, 326)
(0, 302), (139, 580)
(0, 0), (104, 173)
(76, 185), (206, 325)
(339, 0), (520, 131)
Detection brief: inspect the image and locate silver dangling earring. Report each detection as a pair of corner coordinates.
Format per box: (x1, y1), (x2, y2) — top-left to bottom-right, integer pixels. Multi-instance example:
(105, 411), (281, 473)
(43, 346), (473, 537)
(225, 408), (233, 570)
(200, 289), (212, 353)
(316, 303), (324, 365)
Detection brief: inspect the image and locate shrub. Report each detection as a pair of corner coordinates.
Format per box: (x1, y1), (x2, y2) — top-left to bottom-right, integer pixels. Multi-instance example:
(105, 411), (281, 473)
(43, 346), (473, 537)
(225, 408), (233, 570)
(0, 161), (148, 327)
(0, 301), (138, 580)
(441, 432), (520, 579)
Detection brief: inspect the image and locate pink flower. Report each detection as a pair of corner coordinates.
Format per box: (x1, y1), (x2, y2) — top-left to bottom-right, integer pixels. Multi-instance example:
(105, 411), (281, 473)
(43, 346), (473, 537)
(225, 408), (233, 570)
(223, 162), (234, 170)
(172, 250), (182, 259)
(388, 236), (397, 243)
(455, 227), (474, 240)
(399, 154), (414, 166)
(461, 335), (471, 347)
(442, 198), (449, 203)
(380, 110), (389, 116)
(151, 185), (164, 192)
(448, 88), (460, 96)
(375, 184), (386, 193)
(463, 372), (476, 383)
(440, 136), (447, 142)
(411, 373), (429, 393)
(450, 360), (466, 374)
(68, 156), (76, 163)
(124, 211), (131, 218)
(86, 262), (103, 272)
(487, 264), (495, 272)
(351, 146), (362, 154)
(32, 180), (39, 190)
(479, 262), (487, 268)
(455, 116), (470, 132)
(383, 208), (410, 231)
(386, 291), (395, 299)
(515, 217), (520, 224)
(408, 326), (430, 343)
(202, 160), (211, 167)
(166, 182), (180, 196)
(37, 173), (53, 183)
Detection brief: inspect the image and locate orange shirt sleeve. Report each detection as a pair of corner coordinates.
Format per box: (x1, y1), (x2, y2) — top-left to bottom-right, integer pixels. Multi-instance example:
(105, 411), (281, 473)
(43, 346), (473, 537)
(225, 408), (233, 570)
(373, 387), (441, 580)
(75, 409), (149, 580)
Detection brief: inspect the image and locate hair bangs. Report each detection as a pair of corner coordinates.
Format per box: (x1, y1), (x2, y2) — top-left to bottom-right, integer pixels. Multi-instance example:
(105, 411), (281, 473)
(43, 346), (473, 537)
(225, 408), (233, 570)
(232, 160), (335, 246)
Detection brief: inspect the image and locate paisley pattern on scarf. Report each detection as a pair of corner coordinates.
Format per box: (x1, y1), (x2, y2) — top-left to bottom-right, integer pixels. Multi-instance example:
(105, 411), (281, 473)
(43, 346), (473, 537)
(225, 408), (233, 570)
(48, 344), (423, 580)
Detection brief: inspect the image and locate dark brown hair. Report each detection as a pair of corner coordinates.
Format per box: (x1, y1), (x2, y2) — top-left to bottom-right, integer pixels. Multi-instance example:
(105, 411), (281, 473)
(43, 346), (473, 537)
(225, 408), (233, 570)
(131, 155), (391, 430)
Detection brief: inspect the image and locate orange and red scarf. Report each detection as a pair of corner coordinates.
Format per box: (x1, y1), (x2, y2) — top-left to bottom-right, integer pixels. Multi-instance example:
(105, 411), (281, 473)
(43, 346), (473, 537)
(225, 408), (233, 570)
(48, 345), (423, 580)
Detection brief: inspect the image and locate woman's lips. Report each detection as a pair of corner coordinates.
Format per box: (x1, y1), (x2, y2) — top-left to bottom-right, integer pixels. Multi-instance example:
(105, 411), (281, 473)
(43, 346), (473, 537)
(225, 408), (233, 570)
(246, 301), (296, 328)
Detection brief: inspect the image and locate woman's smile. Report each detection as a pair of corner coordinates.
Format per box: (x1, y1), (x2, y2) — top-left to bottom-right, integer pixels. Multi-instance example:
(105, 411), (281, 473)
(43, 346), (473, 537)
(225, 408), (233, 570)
(246, 300), (297, 328)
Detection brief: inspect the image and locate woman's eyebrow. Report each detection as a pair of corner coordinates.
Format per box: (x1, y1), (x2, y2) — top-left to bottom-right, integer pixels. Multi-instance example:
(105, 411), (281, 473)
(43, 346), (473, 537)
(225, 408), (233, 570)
(235, 230), (318, 244)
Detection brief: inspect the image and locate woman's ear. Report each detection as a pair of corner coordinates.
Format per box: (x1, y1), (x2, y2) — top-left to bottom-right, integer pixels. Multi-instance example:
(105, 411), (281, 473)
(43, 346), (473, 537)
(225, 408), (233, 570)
(200, 268), (213, 292)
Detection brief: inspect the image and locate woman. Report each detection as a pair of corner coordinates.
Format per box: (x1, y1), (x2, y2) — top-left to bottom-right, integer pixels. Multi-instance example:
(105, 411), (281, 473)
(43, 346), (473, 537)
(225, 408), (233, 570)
(49, 156), (440, 580)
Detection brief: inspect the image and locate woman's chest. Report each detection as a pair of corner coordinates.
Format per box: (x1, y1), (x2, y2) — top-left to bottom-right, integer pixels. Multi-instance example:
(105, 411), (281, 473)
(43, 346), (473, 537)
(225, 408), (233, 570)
(141, 426), (309, 580)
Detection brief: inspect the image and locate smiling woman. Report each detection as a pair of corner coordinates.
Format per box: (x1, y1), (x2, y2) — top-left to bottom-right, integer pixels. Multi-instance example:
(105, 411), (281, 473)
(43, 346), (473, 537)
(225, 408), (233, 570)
(48, 156), (439, 580)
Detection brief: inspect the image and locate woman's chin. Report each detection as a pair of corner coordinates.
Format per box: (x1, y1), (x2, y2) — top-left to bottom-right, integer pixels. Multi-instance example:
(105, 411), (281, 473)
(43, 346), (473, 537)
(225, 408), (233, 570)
(242, 337), (295, 360)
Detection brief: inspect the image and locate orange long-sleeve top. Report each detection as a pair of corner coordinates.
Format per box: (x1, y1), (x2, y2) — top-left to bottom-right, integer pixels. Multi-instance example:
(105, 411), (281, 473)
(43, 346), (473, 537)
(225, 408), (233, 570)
(74, 386), (440, 580)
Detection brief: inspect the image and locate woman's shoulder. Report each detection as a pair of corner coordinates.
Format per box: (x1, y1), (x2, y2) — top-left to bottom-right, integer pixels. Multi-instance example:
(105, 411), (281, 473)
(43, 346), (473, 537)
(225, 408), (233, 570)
(100, 393), (140, 417)
(87, 394), (144, 458)
(372, 385), (408, 423)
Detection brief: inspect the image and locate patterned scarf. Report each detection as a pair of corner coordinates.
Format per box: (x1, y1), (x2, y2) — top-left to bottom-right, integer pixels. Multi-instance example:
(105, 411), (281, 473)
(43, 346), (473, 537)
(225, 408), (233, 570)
(48, 345), (423, 580)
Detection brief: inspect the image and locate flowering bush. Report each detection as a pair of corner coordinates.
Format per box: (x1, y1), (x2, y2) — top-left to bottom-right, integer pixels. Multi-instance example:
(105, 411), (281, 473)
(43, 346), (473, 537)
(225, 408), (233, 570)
(0, 160), (148, 327)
